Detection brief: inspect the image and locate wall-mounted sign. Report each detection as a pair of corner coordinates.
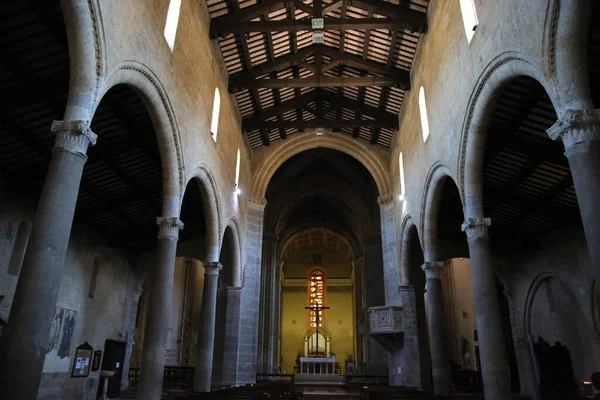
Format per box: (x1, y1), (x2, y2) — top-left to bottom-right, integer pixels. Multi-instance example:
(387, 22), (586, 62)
(70, 342), (93, 378)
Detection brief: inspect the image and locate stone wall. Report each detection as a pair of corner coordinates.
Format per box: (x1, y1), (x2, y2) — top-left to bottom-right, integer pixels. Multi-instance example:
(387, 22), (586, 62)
(0, 192), (142, 400)
(502, 225), (598, 397)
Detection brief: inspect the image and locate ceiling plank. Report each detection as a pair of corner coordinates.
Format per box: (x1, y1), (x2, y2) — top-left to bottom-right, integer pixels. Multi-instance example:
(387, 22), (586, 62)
(244, 119), (395, 130)
(242, 91), (317, 130)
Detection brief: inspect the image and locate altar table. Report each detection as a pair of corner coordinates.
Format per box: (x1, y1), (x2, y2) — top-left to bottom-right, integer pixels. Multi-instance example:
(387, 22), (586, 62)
(299, 356), (336, 374)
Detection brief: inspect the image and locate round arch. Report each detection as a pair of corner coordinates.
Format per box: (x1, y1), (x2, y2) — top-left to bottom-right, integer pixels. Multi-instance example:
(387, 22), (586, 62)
(252, 131), (392, 197)
(398, 214), (423, 286)
(60, 0), (106, 121)
(100, 61), (185, 217)
(420, 162), (460, 262)
(221, 217), (243, 287)
(265, 178), (372, 234)
(281, 227), (356, 261)
(458, 53), (557, 209)
(185, 165), (222, 263)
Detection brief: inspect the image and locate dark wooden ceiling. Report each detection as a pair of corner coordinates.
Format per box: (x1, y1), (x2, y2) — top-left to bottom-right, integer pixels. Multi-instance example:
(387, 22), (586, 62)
(482, 76), (580, 256)
(206, 0), (429, 148)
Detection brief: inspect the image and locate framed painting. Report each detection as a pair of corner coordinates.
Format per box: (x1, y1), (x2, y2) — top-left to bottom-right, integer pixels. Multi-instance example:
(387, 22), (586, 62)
(71, 342), (93, 378)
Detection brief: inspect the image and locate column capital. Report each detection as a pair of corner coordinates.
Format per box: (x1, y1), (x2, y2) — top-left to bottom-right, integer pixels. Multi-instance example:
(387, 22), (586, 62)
(547, 109), (600, 150)
(248, 195), (267, 209)
(156, 217), (184, 240)
(51, 119), (98, 159)
(226, 286), (243, 295)
(421, 261), (444, 280)
(461, 217), (491, 240)
(204, 262), (222, 276)
(377, 193), (394, 207)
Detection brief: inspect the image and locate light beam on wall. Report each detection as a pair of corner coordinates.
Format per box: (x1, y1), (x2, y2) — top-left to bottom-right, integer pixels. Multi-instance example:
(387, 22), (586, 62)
(459, 0), (479, 44)
(235, 149), (241, 195)
(211, 88), (221, 141)
(164, 0), (182, 52)
(399, 152), (406, 200)
(419, 87), (430, 142)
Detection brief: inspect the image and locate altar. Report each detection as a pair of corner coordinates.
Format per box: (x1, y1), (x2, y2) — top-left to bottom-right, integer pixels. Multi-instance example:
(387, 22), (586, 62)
(299, 356), (336, 374)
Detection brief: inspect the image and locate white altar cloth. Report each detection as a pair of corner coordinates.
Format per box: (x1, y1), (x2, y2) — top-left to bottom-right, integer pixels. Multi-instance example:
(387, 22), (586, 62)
(299, 356), (336, 374)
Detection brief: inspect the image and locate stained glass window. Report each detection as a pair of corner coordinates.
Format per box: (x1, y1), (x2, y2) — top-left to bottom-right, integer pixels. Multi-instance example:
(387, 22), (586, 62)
(308, 269), (326, 328)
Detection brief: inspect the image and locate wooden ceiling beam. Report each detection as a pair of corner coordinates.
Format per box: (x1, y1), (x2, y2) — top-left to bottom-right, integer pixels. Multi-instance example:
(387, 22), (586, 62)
(228, 46), (313, 86)
(347, 0), (427, 32)
(244, 119), (394, 130)
(211, 17), (424, 37)
(242, 91), (316, 130)
(209, 0), (290, 29)
(234, 76), (399, 90)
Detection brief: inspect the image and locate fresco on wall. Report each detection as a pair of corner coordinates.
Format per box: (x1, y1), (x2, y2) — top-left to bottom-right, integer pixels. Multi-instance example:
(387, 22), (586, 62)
(47, 306), (77, 358)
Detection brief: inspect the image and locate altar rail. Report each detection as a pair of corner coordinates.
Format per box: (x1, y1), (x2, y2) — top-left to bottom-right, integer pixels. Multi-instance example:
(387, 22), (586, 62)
(256, 373), (296, 385)
(345, 375), (389, 386)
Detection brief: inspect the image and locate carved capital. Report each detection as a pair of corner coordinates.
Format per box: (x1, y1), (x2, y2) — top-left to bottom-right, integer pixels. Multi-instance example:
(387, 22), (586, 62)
(377, 193), (394, 207)
(204, 261), (223, 276)
(51, 120), (98, 159)
(248, 195), (268, 209)
(421, 261), (444, 280)
(547, 109), (600, 150)
(461, 217), (491, 240)
(156, 217), (184, 240)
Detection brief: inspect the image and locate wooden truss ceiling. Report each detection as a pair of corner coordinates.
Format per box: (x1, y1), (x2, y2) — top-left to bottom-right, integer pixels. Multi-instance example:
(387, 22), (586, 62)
(482, 76), (580, 256)
(206, 0), (429, 148)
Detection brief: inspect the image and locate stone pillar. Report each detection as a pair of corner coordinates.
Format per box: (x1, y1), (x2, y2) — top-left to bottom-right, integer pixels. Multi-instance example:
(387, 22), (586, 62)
(461, 218), (511, 400)
(137, 217), (183, 400)
(421, 261), (451, 396)
(548, 109), (600, 285)
(352, 257), (366, 371)
(378, 194), (401, 305)
(0, 120), (96, 400)
(258, 232), (279, 373)
(194, 262), (223, 392)
(363, 235), (388, 374)
(238, 196), (267, 383)
(389, 285), (423, 388)
(221, 286), (243, 386)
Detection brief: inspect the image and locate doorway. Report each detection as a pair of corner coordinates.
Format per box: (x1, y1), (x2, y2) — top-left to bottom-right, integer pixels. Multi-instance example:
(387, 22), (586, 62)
(96, 339), (127, 398)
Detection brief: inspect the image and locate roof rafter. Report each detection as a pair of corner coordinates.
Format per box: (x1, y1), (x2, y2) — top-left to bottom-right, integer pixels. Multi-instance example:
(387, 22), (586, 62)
(246, 119), (395, 130)
(209, 0), (427, 37)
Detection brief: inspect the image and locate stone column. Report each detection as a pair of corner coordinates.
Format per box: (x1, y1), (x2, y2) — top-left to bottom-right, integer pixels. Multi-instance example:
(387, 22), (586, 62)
(363, 235), (388, 375)
(548, 109), (600, 285)
(194, 262), (223, 392)
(222, 286), (243, 386)
(378, 194), (401, 305)
(258, 232), (279, 373)
(421, 261), (451, 396)
(0, 120), (96, 400)
(239, 196), (267, 383)
(137, 217), (183, 400)
(390, 285), (423, 388)
(461, 218), (511, 400)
